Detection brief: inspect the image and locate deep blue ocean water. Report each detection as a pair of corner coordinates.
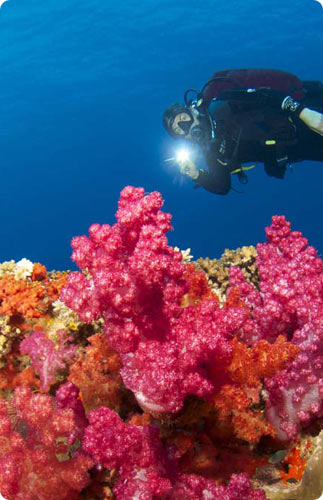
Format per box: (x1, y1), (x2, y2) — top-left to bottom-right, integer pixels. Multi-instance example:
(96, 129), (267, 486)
(0, 0), (322, 271)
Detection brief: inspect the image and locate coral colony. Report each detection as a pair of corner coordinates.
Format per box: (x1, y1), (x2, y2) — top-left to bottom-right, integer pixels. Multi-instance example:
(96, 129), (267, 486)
(0, 186), (322, 500)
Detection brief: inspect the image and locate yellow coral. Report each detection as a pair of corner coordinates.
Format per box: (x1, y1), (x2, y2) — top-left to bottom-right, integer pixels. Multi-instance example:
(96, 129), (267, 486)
(196, 245), (258, 300)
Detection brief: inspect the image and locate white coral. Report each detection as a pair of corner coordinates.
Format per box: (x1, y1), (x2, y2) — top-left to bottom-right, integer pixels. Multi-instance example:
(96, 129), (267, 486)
(14, 258), (34, 280)
(174, 247), (193, 262)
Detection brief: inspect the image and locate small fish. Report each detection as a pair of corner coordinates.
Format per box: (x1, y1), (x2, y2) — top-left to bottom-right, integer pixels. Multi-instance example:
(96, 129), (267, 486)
(268, 449), (288, 464)
(314, 0), (323, 7)
(0, 0), (8, 8)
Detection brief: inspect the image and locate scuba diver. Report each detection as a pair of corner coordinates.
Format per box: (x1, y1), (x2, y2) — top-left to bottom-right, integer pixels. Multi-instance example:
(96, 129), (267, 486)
(163, 69), (323, 194)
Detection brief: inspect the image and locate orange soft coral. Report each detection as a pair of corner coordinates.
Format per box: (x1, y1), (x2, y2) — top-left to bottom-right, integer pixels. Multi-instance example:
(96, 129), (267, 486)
(213, 336), (300, 443)
(181, 263), (218, 307)
(229, 335), (300, 387)
(128, 412), (152, 427)
(44, 272), (68, 301)
(68, 333), (123, 414)
(280, 446), (306, 484)
(224, 285), (250, 310)
(0, 363), (40, 392)
(214, 384), (276, 443)
(0, 274), (48, 318)
(31, 263), (47, 281)
(0, 266), (67, 321)
(0, 263), (67, 328)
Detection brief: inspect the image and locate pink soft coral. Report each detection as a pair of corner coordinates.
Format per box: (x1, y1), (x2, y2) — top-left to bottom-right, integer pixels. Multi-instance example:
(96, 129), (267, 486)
(265, 320), (323, 440)
(229, 215), (323, 343)
(162, 473), (268, 500)
(61, 186), (247, 413)
(61, 189), (322, 439)
(20, 329), (77, 391)
(120, 300), (241, 413)
(60, 186), (187, 328)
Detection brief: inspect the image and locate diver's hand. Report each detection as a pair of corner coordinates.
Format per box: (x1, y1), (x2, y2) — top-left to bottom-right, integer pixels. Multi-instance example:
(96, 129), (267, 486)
(178, 159), (199, 179)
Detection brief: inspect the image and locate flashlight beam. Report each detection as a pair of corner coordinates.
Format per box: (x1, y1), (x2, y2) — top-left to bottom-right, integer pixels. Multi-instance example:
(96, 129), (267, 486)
(176, 148), (191, 164)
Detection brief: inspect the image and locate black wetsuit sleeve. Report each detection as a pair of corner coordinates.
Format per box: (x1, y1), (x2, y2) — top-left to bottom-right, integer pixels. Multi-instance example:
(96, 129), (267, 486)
(194, 159), (231, 195)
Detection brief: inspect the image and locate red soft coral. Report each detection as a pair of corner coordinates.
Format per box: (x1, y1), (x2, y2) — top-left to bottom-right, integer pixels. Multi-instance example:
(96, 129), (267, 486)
(83, 406), (173, 499)
(82, 406), (267, 500)
(0, 386), (92, 500)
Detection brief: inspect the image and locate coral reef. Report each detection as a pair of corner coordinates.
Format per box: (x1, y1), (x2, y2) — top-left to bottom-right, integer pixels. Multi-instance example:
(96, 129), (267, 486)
(0, 186), (322, 500)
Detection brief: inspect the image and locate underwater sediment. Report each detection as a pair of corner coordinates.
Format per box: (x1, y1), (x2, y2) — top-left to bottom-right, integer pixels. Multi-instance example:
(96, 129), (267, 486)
(0, 186), (322, 500)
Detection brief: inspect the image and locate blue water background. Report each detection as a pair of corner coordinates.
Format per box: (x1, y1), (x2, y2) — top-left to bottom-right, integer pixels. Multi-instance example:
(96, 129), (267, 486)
(0, 0), (322, 270)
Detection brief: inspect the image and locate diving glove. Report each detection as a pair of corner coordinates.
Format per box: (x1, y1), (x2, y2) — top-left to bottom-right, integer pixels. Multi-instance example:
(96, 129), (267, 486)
(281, 96), (305, 117)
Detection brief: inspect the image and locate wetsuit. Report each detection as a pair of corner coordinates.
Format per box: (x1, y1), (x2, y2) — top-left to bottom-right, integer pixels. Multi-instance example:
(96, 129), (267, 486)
(193, 82), (323, 195)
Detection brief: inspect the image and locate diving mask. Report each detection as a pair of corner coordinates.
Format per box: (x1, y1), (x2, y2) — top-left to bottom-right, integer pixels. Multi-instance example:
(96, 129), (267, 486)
(177, 116), (194, 134)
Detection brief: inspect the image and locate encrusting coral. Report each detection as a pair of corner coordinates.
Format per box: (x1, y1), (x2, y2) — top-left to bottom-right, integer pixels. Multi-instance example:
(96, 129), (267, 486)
(0, 186), (322, 500)
(196, 245), (258, 301)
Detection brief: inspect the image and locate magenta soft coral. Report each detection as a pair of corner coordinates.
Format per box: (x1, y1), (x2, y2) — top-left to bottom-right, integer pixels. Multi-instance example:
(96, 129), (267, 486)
(61, 186), (248, 413)
(229, 215), (323, 343)
(0, 385), (92, 500)
(82, 406), (267, 500)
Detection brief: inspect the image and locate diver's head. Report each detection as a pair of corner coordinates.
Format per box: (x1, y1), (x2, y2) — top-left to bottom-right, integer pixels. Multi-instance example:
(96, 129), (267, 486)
(162, 103), (205, 141)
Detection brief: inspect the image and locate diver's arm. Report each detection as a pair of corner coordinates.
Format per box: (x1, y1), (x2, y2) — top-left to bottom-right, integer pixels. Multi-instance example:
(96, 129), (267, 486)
(252, 91), (323, 137)
(193, 159), (231, 195)
(298, 107), (323, 136)
(178, 156), (231, 194)
(216, 89), (323, 136)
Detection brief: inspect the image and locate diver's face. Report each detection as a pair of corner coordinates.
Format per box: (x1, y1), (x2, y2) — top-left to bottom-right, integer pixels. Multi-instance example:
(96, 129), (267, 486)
(172, 111), (200, 138)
